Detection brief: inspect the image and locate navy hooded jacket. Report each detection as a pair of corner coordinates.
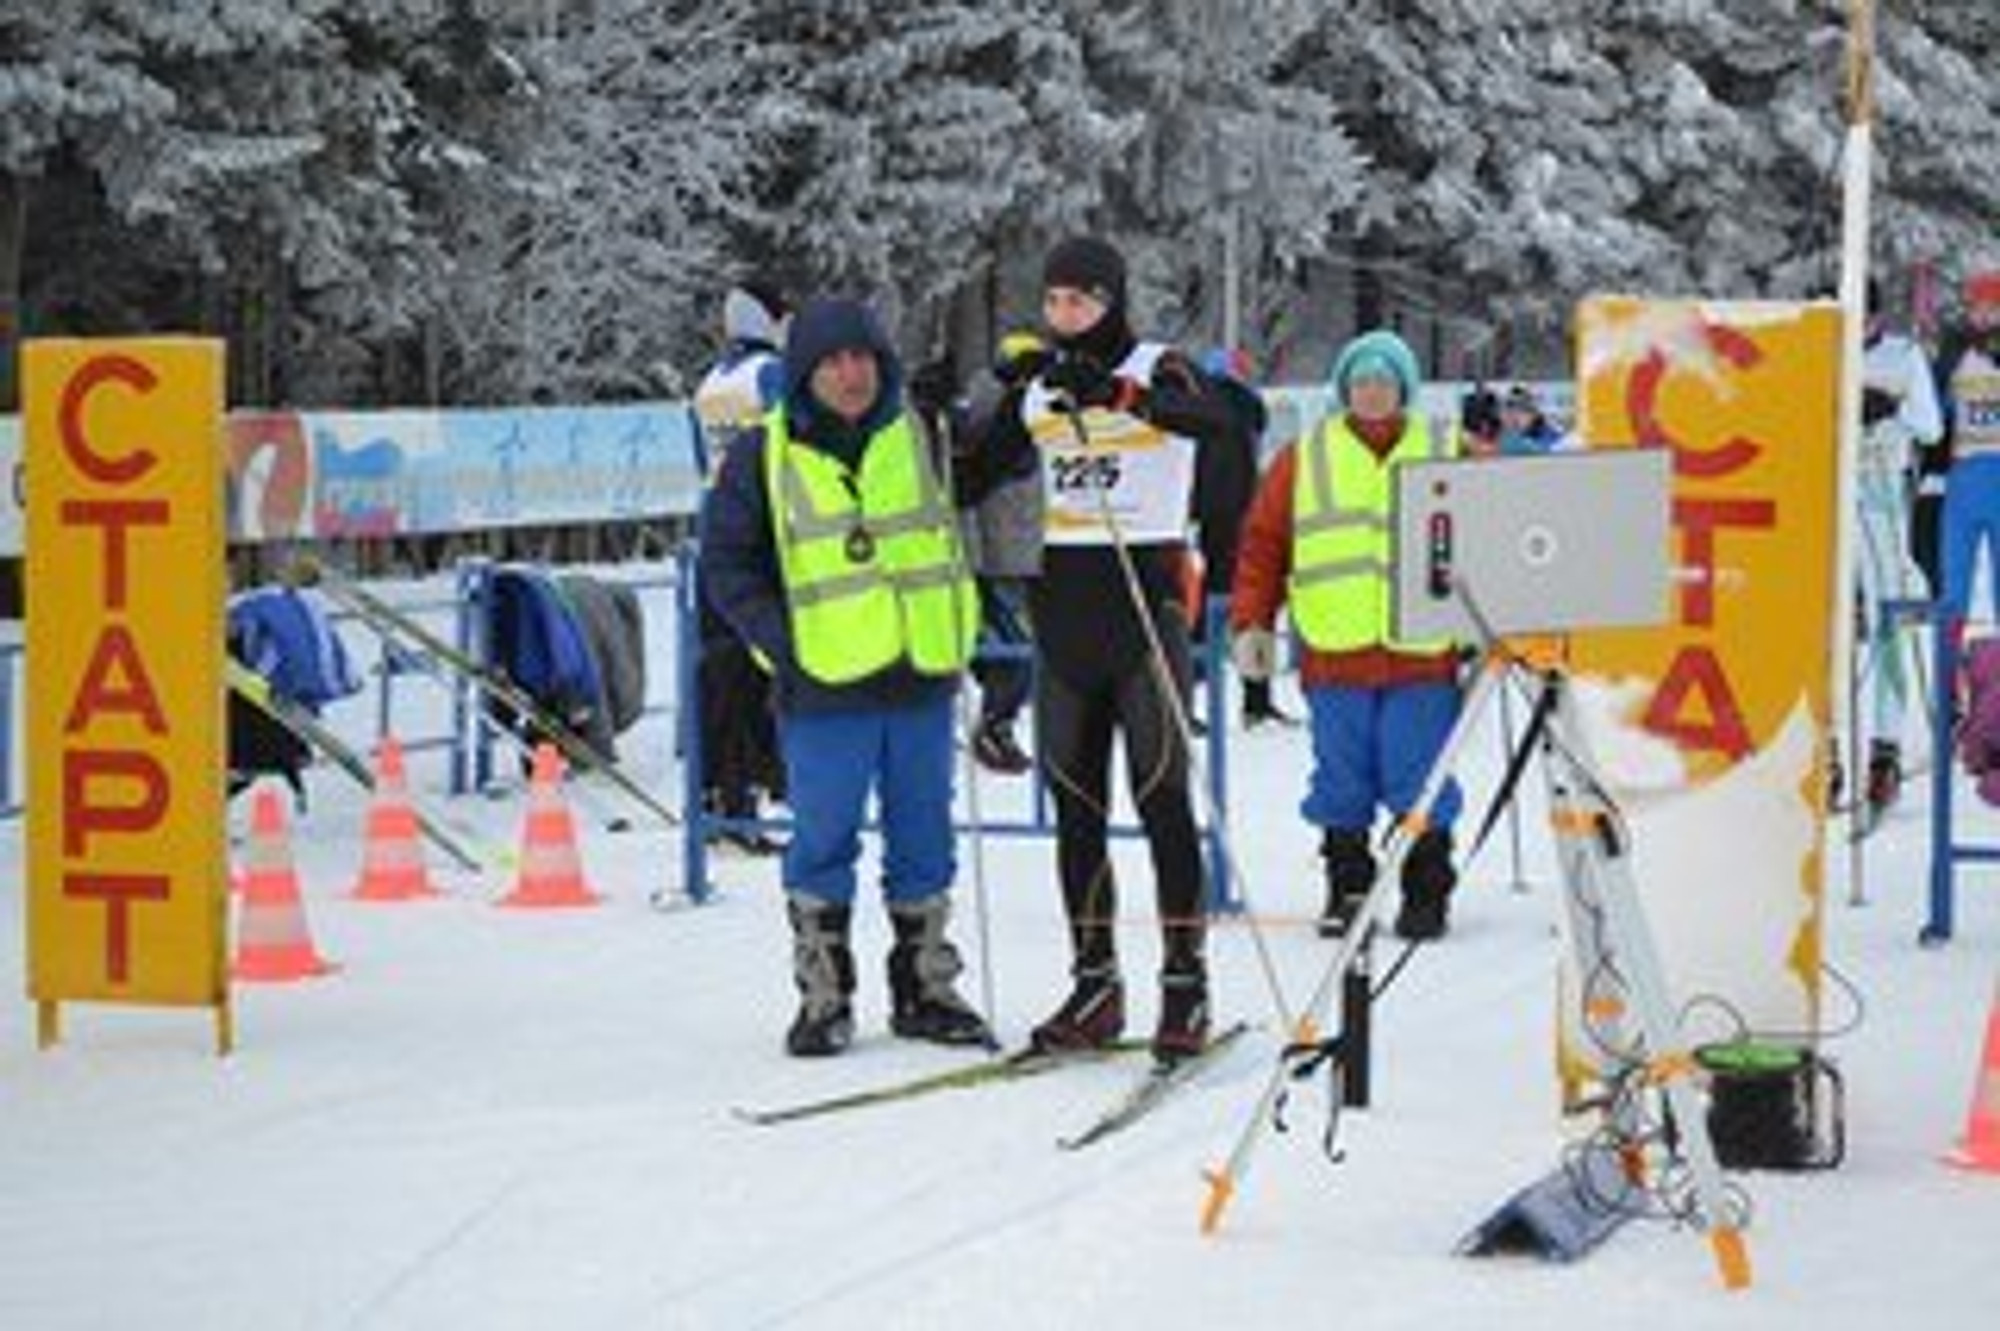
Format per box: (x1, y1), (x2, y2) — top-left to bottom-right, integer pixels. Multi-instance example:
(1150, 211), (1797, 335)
(697, 297), (959, 715)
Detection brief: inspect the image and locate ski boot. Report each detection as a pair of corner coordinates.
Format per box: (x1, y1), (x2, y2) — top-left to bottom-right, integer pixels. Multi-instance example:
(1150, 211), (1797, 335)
(1153, 956), (1211, 1066)
(1030, 963), (1126, 1053)
(1241, 678), (1298, 730)
(1395, 829), (1457, 942)
(1865, 740), (1903, 821)
(972, 718), (1034, 775)
(1318, 828), (1376, 939)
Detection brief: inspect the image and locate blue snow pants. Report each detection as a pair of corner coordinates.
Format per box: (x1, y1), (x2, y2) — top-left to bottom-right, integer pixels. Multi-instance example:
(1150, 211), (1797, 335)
(1303, 681), (1463, 835)
(1943, 453), (2000, 625)
(778, 693), (955, 907)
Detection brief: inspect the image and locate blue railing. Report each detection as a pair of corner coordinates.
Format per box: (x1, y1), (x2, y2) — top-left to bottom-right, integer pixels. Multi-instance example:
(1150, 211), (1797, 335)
(3, 555), (1242, 921)
(1925, 601), (1990, 945)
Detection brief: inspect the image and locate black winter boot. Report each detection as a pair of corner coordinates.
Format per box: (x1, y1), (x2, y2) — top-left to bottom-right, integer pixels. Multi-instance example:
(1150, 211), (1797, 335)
(1242, 678), (1298, 729)
(785, 893), (855, 1057)
(972, 718), (1034, 775)
(1318, 828), (1376, 939)
(1866, 740), (1903, 819)
(1395, 830), (1457, 942)
(887, 896), (995, 1048)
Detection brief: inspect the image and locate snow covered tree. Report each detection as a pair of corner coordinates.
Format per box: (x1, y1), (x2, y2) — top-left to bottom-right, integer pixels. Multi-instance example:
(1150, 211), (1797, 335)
(1046, 0), (1365, 360)
(1285, 0), (1998, 375)
(716, 1), (1122, 358)
(1873, 8), (2000, 298)
(0, 0), (523, 406)
(4, 2), (1993, 405)
(432, 1), (769, 403)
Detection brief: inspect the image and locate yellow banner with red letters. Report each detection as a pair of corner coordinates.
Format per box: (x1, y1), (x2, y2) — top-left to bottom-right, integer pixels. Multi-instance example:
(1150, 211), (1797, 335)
(24, 340), (230, 1034)
(1566, 298), (1838, 1050)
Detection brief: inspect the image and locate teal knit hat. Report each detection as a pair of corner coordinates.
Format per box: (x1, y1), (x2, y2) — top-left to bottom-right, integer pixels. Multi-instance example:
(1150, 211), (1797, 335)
(1330, 329), (1420, 407)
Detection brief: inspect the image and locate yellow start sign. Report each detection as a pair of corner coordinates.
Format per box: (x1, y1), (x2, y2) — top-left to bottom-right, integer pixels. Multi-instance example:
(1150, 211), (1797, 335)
(23, 340), (231, 1051)
(1568, 298), (1841, 1048)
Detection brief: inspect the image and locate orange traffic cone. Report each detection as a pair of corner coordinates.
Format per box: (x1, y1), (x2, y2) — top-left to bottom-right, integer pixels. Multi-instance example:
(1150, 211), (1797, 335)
(1946, 977), (2000, 1173)
(496, 743), (599, 908)
(233, 784), (338, 982)
(351, 736), (440, 902)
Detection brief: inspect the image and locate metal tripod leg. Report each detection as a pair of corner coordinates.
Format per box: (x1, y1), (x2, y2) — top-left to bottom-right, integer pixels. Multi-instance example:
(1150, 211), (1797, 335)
(1201, 654), (1508, 1235)
(1541, 675), (1753, 1290)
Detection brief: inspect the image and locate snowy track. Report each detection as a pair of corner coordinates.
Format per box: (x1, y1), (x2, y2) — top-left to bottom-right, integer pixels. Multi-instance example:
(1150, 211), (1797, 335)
(5, 627), (2000, 1328)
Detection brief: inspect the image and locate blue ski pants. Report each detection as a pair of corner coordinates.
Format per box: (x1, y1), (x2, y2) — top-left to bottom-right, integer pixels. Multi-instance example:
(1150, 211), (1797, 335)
(1943, 453), (2000, 626)
(779, 694), (955, 907)
(1303, 681), (1463, 836)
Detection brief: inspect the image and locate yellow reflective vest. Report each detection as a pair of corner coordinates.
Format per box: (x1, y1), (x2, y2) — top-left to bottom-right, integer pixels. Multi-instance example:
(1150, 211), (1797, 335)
(762, 409), (978, 685)
(1289, 414), (1453, 654)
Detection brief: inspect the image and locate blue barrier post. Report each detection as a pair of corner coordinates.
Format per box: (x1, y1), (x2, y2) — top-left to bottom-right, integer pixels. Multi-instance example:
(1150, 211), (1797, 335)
(677, 544), (712, 903)
(453, 557), (494, 795)
(1204, 596), (1238, 912)
(1926, 605), (1957, 945)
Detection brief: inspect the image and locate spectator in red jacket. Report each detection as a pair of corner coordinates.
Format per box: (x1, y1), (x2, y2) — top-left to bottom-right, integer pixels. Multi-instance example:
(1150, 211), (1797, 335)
(1228, 329), (1463, 940)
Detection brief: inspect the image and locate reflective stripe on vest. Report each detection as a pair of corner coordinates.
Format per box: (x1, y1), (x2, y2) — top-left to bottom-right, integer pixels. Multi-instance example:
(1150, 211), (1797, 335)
(763, 409), (978, 685)
(1289, 415), (1452, 653)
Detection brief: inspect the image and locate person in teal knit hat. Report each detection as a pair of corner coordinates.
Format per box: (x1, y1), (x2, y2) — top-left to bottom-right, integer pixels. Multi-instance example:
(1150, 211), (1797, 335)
(1228, 327), (1464, 940)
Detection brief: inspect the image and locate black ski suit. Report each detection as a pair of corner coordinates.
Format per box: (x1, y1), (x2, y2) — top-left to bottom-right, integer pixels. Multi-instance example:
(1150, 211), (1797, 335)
(978, 330), (1246, 978)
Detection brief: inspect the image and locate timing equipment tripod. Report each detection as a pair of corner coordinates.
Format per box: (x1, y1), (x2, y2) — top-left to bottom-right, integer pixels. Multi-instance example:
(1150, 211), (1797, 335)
(1199, 629), (1754, 1290)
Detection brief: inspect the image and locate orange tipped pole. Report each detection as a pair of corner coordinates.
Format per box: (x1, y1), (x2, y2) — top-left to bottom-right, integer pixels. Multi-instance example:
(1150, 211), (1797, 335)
(1199, 1169), (1235, 1236)
(1711, 1226), (1753, 1291)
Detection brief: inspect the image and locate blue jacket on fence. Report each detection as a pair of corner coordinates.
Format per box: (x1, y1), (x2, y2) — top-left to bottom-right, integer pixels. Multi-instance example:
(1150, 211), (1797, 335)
(698, 298), (960, 717)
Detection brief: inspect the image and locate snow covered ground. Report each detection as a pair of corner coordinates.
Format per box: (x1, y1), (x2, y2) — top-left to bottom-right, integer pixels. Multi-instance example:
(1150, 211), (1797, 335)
(4, 573), (2000, 1329)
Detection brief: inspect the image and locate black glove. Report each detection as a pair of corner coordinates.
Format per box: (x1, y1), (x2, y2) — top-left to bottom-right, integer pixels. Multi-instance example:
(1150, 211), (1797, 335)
(995, 346), (1050, 388)
(1861, 386), (1900, 428)
(1041, 352), (1113, 401)
(1043, 353), (1142, 413)
(908, 358), (958, 418)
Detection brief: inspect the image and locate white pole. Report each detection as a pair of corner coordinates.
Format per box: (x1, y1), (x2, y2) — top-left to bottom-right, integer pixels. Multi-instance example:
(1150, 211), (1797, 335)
(1222, 203), (1242, 353)
(1832, 0), (1875, 904)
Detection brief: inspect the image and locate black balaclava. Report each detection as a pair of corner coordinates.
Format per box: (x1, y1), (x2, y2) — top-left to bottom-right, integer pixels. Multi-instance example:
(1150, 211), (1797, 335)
(1042, 236), (1136, 370)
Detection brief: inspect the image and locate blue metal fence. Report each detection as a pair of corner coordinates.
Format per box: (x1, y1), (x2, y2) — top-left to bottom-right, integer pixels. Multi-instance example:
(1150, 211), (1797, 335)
(1926, 602), (1984, 945)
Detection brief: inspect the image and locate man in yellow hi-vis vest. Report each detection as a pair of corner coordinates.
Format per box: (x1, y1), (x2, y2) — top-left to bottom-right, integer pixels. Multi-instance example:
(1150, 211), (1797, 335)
(700, 296), (991, 1057)
(1229, 329), (1465, 941)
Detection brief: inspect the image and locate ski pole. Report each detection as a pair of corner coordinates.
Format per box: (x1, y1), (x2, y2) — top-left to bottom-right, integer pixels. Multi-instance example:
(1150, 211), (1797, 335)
(1059, 402), (1295, 1032)
(930, 401), (1001, 1044)
(375, 633), (644, 835)
(226, 660), (494, 874)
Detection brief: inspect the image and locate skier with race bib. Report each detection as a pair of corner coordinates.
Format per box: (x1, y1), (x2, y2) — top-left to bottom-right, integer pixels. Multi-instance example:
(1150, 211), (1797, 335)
(976, 235), (1247, 1065)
